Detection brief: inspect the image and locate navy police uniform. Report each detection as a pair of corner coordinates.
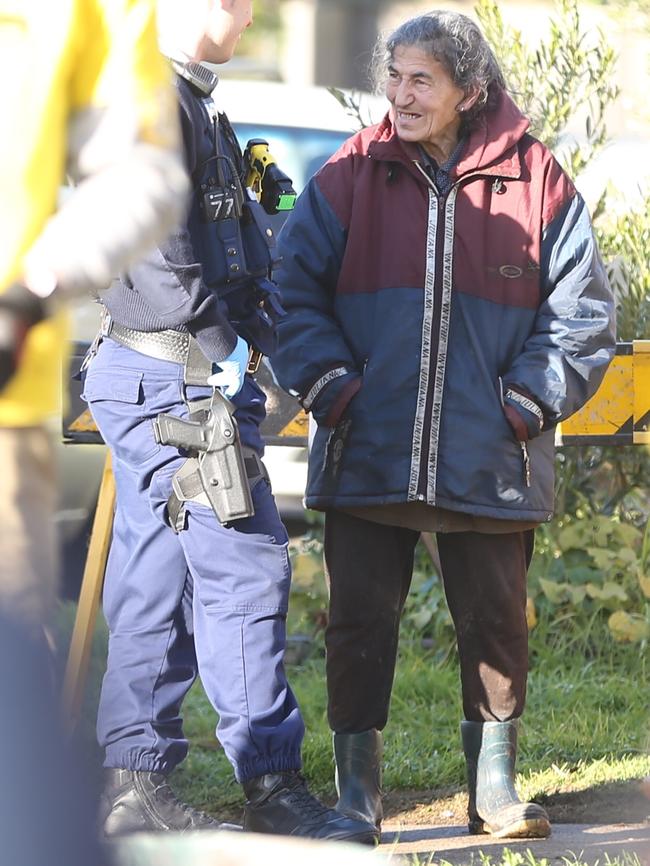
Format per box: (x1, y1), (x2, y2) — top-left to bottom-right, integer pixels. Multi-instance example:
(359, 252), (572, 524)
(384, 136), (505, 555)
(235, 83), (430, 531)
(83, 68), (304, 783)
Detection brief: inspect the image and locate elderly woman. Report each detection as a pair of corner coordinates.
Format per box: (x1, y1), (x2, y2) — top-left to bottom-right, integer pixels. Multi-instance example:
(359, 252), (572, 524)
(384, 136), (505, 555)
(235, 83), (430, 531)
(271, 11), (615, 842)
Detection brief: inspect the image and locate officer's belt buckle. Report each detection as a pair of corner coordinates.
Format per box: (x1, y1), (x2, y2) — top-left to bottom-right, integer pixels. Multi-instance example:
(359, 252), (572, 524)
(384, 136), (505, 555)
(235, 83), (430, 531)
(247, 349), (263, 375)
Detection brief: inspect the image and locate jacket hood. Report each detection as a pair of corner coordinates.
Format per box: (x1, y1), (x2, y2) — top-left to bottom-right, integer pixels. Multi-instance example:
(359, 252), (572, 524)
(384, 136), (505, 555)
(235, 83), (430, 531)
(367, 89), (530, 180)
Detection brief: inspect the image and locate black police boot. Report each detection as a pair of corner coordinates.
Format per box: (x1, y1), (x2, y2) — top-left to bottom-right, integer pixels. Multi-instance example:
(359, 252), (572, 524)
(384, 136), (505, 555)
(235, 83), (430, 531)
(242, 771), (377, 844)
(461, 720), (551, 839)
(334, 730), (383, 843)
(101, 769), (238, 836)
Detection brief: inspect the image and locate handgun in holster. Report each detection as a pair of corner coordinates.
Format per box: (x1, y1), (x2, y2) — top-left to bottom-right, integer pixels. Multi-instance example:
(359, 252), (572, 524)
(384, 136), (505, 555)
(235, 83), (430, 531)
(153, 388), (255, 530)
(243, 138), (297, 215)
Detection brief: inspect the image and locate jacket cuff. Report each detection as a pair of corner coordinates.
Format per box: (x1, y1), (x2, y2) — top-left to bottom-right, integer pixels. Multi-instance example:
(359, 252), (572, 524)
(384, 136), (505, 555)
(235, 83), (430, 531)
(301, 367), (361, 427)
(323, 376), (362, 427)
(502, 384), (544, 441)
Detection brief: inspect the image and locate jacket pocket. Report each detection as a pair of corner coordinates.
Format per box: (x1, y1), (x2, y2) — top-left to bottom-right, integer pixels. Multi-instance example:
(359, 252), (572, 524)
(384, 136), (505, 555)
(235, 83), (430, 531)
(82, 369), (161, 465)
(497, 377), (532, 488)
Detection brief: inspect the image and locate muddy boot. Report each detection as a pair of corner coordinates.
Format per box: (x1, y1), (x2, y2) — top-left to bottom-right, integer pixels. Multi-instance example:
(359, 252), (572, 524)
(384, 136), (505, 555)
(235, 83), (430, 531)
(243, 771), (377, 844)
(101, 769), (238, 836)
(461, 720), (551, 839)
(334, 730), (383, 843)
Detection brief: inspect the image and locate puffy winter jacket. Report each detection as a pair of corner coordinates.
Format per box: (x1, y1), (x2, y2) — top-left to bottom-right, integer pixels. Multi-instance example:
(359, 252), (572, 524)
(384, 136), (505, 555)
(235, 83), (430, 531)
(271, 91), (615, 522)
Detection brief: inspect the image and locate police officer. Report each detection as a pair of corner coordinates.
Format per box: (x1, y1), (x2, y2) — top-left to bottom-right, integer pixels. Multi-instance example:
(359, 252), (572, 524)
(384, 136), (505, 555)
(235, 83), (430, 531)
(83, 0), (376, 843)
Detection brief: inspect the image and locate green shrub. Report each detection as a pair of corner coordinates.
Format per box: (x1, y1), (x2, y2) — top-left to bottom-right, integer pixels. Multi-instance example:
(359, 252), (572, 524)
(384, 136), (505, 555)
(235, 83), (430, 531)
(529, 513), (650, 646)
(475, 0), (619, 180)
(597, 197), (650, 340)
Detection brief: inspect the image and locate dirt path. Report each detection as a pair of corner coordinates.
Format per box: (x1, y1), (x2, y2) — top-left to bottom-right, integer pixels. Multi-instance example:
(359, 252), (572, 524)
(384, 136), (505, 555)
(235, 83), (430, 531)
(381, 778), (650, 827)
(379, 821), (650, 864)
(377, 781), (650, 864)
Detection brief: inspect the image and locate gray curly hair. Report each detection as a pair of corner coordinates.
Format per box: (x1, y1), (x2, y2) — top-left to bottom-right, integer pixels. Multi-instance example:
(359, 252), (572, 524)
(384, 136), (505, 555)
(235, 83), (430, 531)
(372, 10), (506, 127)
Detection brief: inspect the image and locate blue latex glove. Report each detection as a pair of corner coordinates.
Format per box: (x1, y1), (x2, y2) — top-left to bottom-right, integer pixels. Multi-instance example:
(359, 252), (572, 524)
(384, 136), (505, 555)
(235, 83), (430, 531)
(207, 335), (249, 398)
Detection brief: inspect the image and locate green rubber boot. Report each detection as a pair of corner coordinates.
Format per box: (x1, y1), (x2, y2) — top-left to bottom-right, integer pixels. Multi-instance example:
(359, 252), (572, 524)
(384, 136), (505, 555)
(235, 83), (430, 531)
(334, 730), (383, 844)
(461, 720), (551, 839)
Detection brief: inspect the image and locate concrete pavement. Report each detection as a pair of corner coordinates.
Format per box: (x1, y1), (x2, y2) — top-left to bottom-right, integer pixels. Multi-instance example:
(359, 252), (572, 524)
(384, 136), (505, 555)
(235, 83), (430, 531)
(380, 820), (650, 864)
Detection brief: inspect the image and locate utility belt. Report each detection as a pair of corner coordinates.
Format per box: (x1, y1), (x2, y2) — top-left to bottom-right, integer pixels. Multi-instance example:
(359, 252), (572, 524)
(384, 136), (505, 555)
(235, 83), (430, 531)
(102, 312), (262, 383)
(94, 309), (267, 531)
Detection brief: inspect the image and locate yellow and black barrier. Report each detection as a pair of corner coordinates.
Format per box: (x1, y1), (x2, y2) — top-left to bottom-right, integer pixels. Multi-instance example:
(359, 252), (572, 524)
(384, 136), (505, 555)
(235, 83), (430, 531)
(556, 341), (650, 446)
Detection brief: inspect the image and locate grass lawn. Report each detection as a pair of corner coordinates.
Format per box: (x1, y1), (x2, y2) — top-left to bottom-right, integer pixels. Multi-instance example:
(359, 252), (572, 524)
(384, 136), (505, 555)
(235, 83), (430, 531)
(410, 854), (645, 866)
(168, 634), (649, 817)
(63, 597), (648, 823)
(56, 587), (649, 866)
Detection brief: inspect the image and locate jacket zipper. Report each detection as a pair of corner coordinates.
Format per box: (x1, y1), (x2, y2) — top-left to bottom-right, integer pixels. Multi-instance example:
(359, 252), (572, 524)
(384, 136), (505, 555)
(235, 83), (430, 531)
(410, 163), (526, 501)
(410, 163), (454, 503)
(520, 442), (532, 487)
(417, 190), (447, 501)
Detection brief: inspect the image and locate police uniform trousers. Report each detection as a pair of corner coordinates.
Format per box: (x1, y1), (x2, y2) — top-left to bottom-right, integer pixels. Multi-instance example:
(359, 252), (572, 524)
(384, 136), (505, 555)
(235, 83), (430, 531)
(324, 509), (533, 733)
(83, 339), (304, 781)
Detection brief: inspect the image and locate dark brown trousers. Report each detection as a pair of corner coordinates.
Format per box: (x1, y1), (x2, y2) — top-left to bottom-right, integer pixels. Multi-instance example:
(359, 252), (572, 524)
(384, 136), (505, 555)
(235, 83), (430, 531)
(323, 510), (534, 733)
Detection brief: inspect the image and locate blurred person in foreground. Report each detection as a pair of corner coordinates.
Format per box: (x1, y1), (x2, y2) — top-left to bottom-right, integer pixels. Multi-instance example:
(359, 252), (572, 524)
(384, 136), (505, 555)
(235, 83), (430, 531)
(82, 0), (375, 844)
(0, 613), (109, 866)
(0, 0), (189, 643)
(271, 10), (616, 843)
(0, 4), (187, 863)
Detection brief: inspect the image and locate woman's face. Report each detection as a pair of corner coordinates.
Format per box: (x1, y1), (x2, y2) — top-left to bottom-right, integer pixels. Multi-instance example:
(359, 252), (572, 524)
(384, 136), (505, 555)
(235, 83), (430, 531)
(385, 44), (470, 159)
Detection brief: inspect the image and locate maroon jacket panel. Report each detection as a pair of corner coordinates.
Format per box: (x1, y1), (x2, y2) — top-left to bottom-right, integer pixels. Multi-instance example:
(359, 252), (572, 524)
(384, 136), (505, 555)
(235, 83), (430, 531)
(315, 91), (576, 312)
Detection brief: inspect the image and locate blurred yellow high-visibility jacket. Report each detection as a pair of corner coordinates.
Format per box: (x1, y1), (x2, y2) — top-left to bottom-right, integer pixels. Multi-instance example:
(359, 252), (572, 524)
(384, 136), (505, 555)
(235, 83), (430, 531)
(0, 0), (187, 426)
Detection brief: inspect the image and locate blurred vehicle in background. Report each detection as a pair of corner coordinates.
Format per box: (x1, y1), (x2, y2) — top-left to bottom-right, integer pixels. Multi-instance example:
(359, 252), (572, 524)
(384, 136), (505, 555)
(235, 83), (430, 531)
(57, 79), (386, 597)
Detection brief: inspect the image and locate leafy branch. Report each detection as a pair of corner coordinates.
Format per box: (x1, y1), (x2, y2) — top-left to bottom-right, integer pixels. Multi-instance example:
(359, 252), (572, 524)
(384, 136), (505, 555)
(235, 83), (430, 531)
(475, 0), (619, 178)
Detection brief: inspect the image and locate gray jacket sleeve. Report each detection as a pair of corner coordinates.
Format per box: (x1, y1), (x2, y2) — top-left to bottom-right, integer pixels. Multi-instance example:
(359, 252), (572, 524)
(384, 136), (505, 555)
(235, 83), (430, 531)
(502, 192), (616, 432)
